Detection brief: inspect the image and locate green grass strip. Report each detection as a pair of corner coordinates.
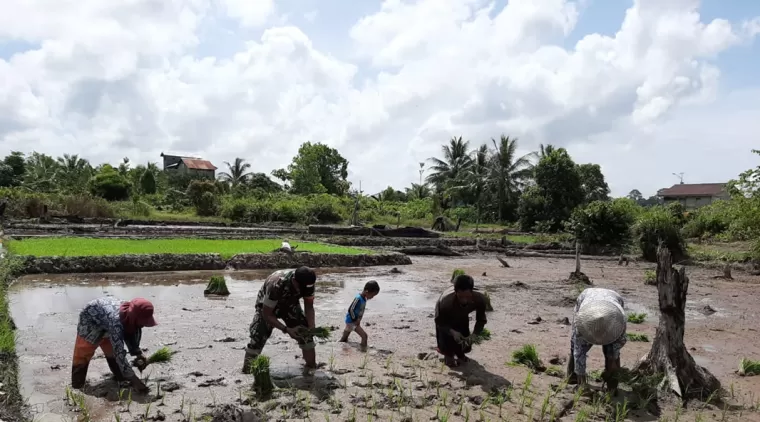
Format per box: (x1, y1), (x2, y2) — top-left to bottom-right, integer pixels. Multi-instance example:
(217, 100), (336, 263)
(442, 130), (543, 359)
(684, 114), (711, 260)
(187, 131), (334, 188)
(6, 237), (371, 259)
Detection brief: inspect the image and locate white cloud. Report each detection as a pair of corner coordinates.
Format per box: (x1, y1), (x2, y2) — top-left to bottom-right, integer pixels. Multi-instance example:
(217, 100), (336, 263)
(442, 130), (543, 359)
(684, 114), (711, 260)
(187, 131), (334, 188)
(0, 0), (758, 197)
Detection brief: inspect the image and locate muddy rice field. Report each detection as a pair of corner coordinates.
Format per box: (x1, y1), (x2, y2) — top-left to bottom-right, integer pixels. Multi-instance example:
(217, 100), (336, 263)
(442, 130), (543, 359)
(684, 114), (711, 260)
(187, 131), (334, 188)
(10, 255), (760, 421)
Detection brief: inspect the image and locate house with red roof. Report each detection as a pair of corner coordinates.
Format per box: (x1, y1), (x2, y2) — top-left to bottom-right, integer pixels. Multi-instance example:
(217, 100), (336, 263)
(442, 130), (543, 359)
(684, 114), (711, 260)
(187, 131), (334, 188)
(160, 152), (217, 179)
(656, 183), (729, 210)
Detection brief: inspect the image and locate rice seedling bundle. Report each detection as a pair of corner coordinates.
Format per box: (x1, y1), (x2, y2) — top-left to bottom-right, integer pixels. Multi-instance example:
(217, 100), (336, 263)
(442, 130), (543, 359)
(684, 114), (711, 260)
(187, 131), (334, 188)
(204, 275), (230, 296)
(470, 328), (492, 345)
(147, 346), (174, 364)
(251, 355), (274, 395)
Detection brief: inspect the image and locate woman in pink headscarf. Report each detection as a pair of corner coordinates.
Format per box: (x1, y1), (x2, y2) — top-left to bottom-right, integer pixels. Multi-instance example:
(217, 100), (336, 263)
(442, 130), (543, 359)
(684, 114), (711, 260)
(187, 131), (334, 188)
(71, 297), (158, 393)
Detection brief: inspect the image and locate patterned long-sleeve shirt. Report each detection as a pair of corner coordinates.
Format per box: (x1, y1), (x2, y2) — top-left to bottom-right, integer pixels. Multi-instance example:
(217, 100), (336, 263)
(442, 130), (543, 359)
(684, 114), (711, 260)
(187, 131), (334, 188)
(77, 297), (142, 378)
(571, 288), (627, 376)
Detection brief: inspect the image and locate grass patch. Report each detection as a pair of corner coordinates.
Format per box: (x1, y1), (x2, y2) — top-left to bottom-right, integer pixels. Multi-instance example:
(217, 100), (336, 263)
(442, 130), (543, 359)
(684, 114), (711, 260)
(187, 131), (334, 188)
(204, 275), (230, 296)
(626, 332), (650, 342)
(147, 346), (175, 364)
(688, 242), (752, 263)
(627, 313), (647, 324)
(510, 344), (544, 371)
(0, 256), (25, 421)
(643, 270), (656, 285)
(738, 358), (760, 376)
(6, 237), (371, 259)
(471, 328), (492, 345)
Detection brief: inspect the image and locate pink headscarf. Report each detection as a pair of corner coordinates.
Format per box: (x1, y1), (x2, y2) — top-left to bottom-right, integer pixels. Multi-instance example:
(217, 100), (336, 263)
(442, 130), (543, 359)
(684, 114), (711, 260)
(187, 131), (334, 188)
(120, 298), (158, 334)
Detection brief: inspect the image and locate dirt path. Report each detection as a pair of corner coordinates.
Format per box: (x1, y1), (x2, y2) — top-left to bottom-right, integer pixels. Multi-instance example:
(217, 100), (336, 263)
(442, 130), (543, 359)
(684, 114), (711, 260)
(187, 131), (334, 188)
(9, 256), (760, 421)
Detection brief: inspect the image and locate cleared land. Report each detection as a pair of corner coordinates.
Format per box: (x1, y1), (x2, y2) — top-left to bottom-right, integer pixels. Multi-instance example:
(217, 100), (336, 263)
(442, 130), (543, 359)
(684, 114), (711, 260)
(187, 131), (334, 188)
(5, 238), (371, 258)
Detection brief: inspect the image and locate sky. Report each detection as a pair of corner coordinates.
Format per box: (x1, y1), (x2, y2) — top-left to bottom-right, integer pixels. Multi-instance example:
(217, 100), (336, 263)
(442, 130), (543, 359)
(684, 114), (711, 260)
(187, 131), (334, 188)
(1, 0), (759, 198)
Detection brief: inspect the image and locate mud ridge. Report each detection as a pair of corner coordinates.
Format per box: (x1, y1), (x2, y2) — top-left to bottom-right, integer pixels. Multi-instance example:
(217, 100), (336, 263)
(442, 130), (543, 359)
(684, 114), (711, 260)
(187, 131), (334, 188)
(16, 252), (413, 274)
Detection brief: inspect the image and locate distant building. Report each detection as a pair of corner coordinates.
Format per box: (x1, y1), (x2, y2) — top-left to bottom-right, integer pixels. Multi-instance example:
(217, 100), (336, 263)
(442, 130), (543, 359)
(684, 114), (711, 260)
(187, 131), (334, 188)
(160, 153), (217, 179)
(656, 183), (729, 210)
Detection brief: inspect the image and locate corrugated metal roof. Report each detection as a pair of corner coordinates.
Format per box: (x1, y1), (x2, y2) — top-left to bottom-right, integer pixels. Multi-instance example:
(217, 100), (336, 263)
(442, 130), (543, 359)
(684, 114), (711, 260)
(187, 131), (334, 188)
(657, 183), (726, 197)
(181, 158), (217, 171)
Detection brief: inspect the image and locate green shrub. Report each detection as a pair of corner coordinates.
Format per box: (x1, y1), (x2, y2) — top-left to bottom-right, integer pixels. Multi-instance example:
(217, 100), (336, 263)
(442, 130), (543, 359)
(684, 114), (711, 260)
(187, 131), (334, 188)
(187, 180), (218, 207)
(89, 165), (131, 201)
(633, 206), (687, 262)
(196, 191), (219, 217)
(568, 199), (636, 249)
(682, 201), (731, 238)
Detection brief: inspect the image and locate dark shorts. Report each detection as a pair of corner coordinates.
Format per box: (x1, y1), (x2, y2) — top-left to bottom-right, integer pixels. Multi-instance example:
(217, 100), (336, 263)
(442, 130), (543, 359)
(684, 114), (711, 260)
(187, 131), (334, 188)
(247, 301), (315, 352)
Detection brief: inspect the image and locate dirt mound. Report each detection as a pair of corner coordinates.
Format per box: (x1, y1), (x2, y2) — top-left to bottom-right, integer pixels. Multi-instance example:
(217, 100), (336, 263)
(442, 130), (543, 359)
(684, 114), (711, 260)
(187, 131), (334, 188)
(205, 404), (266, 422)
(18, 252), (412, 274)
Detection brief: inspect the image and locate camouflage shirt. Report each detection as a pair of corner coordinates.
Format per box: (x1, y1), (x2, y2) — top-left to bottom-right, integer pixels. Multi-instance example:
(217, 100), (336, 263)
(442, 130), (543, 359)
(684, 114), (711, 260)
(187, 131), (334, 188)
(255, 269), (313, 310)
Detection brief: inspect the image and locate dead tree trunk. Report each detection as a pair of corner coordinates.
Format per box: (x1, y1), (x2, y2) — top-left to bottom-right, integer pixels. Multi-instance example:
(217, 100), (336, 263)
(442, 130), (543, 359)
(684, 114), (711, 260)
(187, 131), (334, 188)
(567, 240), (591, 284)
(633, 246), (721, 400)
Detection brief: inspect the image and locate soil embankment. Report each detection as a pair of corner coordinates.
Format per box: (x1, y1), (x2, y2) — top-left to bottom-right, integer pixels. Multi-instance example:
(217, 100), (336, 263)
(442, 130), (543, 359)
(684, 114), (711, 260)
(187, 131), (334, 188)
(16, 252), (412, 274)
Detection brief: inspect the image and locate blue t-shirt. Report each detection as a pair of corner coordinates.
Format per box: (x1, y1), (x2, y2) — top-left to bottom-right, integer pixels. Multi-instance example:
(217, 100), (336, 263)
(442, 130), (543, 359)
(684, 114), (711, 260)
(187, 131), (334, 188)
(345, 294), (367, 324)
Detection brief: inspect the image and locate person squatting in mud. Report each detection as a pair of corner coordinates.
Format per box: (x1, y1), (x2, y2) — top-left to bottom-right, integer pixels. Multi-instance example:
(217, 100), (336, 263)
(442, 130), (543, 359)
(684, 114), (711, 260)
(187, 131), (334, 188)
(566, 287), (627, 393)
(339, 280), (380, 349)
(242, 266), (318, 373)
(434, 274), (488, 367)
(71, 297), (157, 393)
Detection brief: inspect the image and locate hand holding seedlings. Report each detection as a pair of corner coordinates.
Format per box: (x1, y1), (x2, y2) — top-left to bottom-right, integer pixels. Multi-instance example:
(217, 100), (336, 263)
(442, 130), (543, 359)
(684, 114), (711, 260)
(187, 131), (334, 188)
(133, 355), (148, 372)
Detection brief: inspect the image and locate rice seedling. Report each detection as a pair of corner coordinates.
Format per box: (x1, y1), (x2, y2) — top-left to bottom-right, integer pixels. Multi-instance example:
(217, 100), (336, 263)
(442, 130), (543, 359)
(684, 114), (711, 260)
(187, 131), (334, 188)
(626, 332), (650, 342)
(451, 269), (466, 282)
(644, 270), (656, 285)
(627, 313), (647, 324)
(511, 344), (544, 371)
(614, 398), (629, 422)
(147, 346), (175, 364)
(483, 291), (494, 312)
(296, 326), (332, 339)
(470, 328), (491, 345)
(738, 358), (760, 376)
(250, 355), (274, 396)
(203, 275), (230, 296)
(544, 366), (564, 377)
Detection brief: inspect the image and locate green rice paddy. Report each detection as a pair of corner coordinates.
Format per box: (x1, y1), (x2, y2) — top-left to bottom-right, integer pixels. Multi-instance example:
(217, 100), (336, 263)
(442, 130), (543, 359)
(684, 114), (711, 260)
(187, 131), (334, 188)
(6, 237), (371, 259)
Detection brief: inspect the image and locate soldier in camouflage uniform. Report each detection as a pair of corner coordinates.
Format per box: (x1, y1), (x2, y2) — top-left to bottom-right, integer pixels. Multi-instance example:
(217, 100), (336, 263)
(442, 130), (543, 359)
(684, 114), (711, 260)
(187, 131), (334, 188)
(242, 266), (318, 373)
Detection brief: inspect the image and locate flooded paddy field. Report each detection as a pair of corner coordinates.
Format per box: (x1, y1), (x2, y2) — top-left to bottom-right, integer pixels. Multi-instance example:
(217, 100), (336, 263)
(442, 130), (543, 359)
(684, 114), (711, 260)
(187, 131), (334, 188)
(9, 256), (760, 421)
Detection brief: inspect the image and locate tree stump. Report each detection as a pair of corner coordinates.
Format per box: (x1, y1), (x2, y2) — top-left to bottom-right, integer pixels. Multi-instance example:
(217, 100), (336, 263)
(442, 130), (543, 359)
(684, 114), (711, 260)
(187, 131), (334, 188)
(633, 246), (721, 400)
(568, 240), (591, 285)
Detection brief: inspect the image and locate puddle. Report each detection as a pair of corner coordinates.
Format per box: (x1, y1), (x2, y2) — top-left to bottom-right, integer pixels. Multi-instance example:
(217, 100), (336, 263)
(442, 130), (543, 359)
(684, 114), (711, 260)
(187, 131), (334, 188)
(9, 268), (439, 420)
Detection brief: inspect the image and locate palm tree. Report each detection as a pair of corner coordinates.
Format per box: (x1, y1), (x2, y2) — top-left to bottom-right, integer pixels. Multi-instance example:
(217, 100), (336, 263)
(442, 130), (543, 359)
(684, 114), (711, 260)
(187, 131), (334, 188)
(489, 135), (534, 222)
(538, 144), (556, 159)
(56, 154), (93, 193)
(218, 158), (252, 187)
(456, 144), (490, 227)
(23, 152), (60, 192)
(406, 183), (431, 200)
(426, 137), (473, 197)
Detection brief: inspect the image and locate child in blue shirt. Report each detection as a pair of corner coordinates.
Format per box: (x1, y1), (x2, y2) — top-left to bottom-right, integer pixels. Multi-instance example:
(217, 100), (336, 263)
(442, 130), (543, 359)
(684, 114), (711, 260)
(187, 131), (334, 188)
(339, 280), (380, 348)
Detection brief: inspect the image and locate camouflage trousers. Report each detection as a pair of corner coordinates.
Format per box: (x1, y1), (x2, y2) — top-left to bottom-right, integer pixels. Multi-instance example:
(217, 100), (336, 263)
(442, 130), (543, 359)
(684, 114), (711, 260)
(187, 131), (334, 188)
(247, 302), (315, 353)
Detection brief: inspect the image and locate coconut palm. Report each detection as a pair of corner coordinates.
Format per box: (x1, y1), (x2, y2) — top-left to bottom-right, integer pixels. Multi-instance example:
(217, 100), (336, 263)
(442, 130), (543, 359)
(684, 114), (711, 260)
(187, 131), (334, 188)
(488, 135), (535, 222)
(218, 158), (252, 187)
(23, 152), (60, 192)
(425, 137), (473, 195)
(55, 154), (93, 193)
(455, 144), (491, 227)
(406, 183), (432, 200)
